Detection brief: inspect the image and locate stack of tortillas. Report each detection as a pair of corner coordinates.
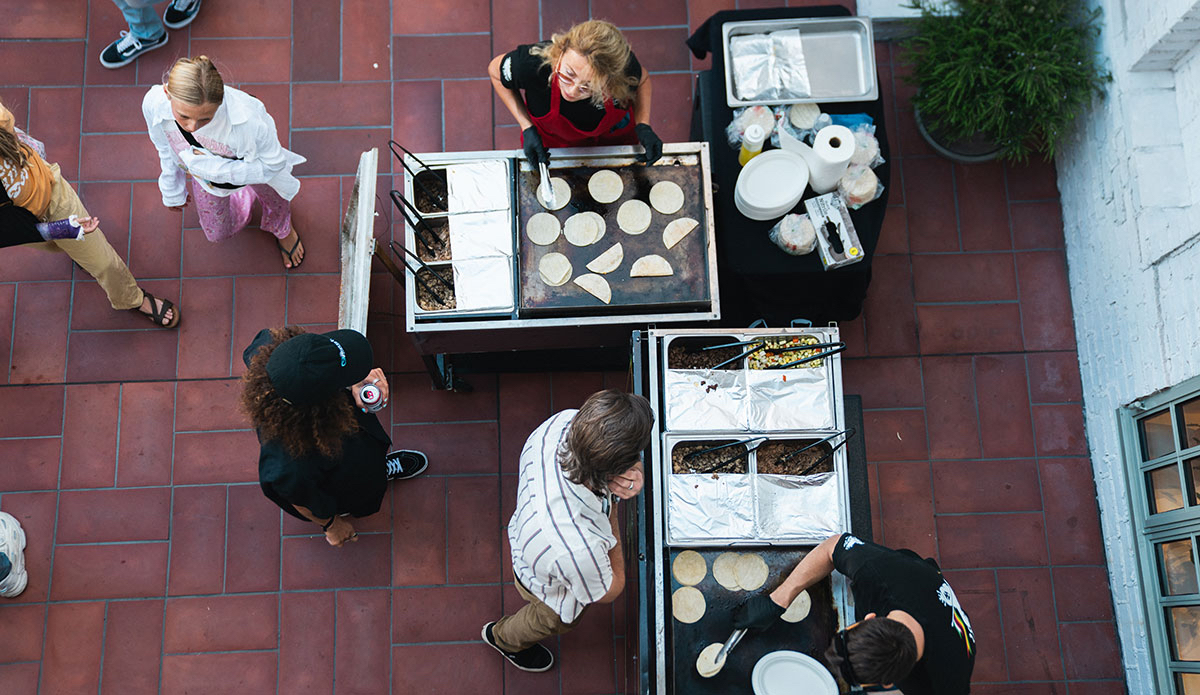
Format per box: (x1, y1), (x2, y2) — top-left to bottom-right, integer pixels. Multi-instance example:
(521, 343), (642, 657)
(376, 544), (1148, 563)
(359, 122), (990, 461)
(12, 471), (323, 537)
(712, 552), (769, 591)
(563, 211), (606, 246)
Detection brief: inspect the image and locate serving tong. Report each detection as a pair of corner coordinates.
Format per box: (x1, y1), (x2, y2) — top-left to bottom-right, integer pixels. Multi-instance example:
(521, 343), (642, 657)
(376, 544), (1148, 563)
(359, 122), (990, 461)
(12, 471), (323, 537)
(764, 342), (847, 369)
(682, 436), (767, 474)
(771, 427), (857, 476)
(389, 189), (442, 257)
(696, 339), (768, 370)
(537, 161), (556, 208)
(389, 140), (446, 211)
(713, 628), (747, 668)
(387, 240), (453, 307)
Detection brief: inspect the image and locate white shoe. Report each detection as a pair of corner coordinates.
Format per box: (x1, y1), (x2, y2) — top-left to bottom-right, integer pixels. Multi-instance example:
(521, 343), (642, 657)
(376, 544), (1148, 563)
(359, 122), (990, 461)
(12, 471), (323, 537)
(0, 511), (27, 598)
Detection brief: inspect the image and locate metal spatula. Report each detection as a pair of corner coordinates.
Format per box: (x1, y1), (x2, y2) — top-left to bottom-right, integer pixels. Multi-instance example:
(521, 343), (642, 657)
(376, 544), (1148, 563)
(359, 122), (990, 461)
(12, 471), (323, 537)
(537, 161), (556, 207)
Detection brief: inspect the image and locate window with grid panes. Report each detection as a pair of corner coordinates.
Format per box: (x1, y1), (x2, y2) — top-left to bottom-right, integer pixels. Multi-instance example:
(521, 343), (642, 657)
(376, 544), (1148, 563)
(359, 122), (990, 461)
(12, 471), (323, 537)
(1125, 379), (1200, 694)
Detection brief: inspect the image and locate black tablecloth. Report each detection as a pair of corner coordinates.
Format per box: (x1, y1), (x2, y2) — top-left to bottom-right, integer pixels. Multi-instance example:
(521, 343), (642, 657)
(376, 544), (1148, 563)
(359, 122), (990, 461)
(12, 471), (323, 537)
(688, 6), (892, 326)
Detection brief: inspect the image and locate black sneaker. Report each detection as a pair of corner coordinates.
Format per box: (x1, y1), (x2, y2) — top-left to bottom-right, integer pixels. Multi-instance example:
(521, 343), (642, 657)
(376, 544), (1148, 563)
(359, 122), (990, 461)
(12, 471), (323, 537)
(99, 30), (168, 69)
(481, 622), (554, 672)
(385, 450), (428, 481)
(163, 0), (202, 29)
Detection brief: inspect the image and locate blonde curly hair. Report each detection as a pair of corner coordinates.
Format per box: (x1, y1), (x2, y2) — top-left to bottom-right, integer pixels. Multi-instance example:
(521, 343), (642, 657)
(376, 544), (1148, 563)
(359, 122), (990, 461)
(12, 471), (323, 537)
(531, 20), (640, 108)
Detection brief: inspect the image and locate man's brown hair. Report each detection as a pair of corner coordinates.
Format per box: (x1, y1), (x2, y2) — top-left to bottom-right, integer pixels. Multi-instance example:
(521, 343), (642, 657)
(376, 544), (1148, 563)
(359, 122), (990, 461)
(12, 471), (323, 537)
(825, 616), (918, 687)
(560, 390), (653, 491)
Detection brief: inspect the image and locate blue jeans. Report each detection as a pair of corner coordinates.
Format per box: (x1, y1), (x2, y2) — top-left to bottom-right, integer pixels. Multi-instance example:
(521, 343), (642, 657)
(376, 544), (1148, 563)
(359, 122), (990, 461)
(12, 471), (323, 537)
(111, 0), (166, 40)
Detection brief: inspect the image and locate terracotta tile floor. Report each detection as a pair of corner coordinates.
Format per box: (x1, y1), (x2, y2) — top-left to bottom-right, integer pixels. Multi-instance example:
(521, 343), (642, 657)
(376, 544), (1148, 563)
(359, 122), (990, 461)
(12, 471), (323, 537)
(0, 1), (1122, 693)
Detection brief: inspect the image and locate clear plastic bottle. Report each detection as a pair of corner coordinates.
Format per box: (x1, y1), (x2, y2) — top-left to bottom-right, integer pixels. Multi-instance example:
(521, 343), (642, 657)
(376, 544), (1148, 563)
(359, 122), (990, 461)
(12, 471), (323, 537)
(739, 124), (766, 166)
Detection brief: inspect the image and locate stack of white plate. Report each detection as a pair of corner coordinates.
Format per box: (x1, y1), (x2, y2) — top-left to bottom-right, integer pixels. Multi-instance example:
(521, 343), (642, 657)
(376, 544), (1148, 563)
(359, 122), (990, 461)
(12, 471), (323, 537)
(734, 150), (810, 221)
(751, 651), (837, 695)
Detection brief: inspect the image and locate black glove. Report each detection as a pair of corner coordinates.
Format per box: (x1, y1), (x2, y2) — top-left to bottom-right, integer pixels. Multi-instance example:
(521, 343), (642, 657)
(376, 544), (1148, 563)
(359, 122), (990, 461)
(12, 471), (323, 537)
(732, 594), (786, 631)
(522, 126), (550, 168)
(634, 123), (663, 165)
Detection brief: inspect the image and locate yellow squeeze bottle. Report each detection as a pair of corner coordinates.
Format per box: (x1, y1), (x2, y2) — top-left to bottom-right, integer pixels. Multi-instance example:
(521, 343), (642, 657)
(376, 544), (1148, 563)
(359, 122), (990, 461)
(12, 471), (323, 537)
(739, 124), (766, 166)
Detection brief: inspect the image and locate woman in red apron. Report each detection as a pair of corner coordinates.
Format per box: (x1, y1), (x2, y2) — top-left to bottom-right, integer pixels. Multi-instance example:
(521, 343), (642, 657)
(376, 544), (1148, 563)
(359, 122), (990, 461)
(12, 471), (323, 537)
(488, 20), (663, 167)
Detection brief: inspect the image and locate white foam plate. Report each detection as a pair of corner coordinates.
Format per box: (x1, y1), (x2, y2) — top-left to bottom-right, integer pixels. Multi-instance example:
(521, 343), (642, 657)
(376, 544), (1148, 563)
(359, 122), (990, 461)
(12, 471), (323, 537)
(734, 150), (809, 221)
(751, 650), (837, 695)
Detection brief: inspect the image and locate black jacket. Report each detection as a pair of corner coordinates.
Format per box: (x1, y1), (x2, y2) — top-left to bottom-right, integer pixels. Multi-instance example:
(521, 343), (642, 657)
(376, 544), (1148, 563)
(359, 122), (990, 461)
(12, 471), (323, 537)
(0, 183), (42, 249)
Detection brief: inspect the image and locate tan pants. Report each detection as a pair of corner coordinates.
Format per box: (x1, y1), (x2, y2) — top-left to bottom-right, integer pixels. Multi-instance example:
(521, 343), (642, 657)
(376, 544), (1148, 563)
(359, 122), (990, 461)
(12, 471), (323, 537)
(26, 164), (143, 310)
(492, 578), (586, 653)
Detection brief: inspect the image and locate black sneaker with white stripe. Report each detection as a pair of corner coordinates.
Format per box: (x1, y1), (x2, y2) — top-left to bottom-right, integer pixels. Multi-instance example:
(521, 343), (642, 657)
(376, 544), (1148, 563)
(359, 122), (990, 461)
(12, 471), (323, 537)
(385, 450), (428, 481)
(99, 30), (168, 69)
(163, 0), (203, 29)
(482, 622), (554, 672)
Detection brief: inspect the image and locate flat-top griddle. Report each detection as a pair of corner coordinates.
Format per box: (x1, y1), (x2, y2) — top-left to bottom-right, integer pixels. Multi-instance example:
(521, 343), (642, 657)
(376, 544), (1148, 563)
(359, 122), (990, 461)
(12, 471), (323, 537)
(667, 547), (836, 694)
(517, 160), (710, 314)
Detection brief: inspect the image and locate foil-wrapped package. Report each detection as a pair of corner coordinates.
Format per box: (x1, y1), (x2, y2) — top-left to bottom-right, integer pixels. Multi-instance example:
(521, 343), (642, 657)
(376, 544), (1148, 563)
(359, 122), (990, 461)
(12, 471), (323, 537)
(448, 210), (513, 260)
(756, 472), (840, 541)
(668, 474), (755, 541)
(729, 30), (812, 102)
(745, 369), (834, 431)
(447, 160), (510, 213)
(664, 369), (747, 432)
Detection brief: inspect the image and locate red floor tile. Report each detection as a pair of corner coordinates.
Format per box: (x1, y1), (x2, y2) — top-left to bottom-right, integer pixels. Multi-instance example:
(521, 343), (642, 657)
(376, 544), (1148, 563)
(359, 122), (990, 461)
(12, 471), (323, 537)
(0, 41), (84, 87)
(101, 599), (165, 694)
(393, 474), (448, 585)
(117, 381), (176, 486)
(0, 384), (64, 438)
(335, 589), (392, 695)
(932, 459), (1042, 514)
(394, 35), (493, 80)
(293, 82), (392, 129)
(280, 592), (335, 693)
(394, 0), (492, 34)
(59, 383), (120, 488)
(392, 81), (444, 154)
(172, 430), (260, 484)
(941, 569), (1007, 682)
(921, 356), (981, 459)
(842, 357), (925, 409)
(177, 278), (235, 378)
(1010, 201), (1065, 250)
(904, 158), (958, 252)
(0, 438), (60, 492)
(491, 0), (541, 57)
(936, 513), (1048, 568)
(0, 603), (46, 662)
(1060, 622), (1122, 680)
(41, 601), (105, 695)
(1005, 159), (1059, 200)
(291, 1), (341, 81)
(285, 273), (341, 325)
(998, 568), (1065, 681)
(392, 644), (503, 695)
(1033, 404), (1087, 456)
(445, 79), (497, 152)
(82, 85), (149, 133)
(58, 487), (171, 543)
(292, 127), (393, 177)
(1027, 351), (1083, 403)
(911, 253), (1017, 303)
(161, 652), (277, 695)
(862, 409), (928, 461)
(168, 485), (227, 596)
(225, 484), (282, 593)
(343, 0), (392, 81)
(30, 87), (84, 181)
(230, 275), (287, 362)
(447, 475), (502, 584)
(188, 38), (292, 83)
(542, 0), (591, 36)
(51, 542), (168, 600)
(560, 605), (617, 694)
(916, 303), (1024, 355)
(129, 181), (185, 279)
(1017, 250), (1076, 352)
(393, 585), (503, 643)
(393, 421), (500, 474)
(392, 372), (499, 424)
(647, 72), (695, 144)
(190, 0), (291, 37)
(66, 327), (180, 383)
(3, 1), (86, 39)
(594, 0), (688, 26)
(1039, 458), (1105, 565)
(956, 161), (1012, 250)
(281, 533), (392, 590)
(165, 594), (279, 652)
(1053, 566), (1115, 622)
(11, 282), (71, 384)
(874, 460), (937, 558)
(974, 354), (1035, 458)
(175, 379), (246, 431)
(875, 205), (909, 254)
(625, 28), (694, 72)
(861, 255), (918, 356)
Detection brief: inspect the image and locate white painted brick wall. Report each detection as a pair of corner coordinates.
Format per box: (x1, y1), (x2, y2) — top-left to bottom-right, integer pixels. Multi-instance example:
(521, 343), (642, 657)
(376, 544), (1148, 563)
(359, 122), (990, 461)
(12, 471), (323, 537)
(1055, 1), (1200, 693)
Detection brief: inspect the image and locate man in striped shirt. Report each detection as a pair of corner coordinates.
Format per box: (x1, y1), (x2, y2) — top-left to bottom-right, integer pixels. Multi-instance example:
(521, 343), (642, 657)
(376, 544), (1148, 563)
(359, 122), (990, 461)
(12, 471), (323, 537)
(483, 389), (654, 672)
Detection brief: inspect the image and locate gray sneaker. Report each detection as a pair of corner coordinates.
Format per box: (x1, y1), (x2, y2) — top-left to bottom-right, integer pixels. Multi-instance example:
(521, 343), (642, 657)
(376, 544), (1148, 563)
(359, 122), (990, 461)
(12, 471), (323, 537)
(163, 0), (202, 29)
(385, 450), (428, 481)
(0, 512), (28, 598)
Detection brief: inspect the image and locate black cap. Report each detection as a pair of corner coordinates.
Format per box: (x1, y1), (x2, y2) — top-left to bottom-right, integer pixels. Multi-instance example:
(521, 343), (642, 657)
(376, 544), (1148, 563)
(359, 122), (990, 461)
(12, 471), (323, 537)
(266, 329), (373, 407)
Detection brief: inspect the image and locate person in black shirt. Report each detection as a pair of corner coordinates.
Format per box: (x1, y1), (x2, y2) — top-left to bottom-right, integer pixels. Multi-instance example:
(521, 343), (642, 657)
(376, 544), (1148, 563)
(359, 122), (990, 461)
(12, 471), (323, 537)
(734, 533), (976, 694)
(240, 326), (429, 546)
(488, 19), (663, 166)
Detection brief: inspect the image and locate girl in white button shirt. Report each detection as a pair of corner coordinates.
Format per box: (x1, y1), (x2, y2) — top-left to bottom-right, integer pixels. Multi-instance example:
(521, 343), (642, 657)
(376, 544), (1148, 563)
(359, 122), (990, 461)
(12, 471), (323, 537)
(143, 56), (307, 269)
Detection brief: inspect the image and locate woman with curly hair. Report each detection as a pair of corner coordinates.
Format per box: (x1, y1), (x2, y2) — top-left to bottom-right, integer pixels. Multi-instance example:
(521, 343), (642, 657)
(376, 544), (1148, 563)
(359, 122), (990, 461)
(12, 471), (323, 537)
(241, 326), (428, 547)
(488, 19), (663, 167)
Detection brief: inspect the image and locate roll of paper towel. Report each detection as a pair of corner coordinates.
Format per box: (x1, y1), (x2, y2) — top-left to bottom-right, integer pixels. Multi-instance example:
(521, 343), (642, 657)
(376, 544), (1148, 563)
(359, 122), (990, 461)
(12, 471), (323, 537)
(779, 124), (856, 194)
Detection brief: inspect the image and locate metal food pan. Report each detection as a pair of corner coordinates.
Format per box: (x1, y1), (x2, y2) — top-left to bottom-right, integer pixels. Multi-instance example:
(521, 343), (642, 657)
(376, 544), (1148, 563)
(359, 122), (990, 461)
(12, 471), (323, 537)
(404, 158), (514, 217)
(722, 17), (877, 107)
(664, 433), (757, 544)
(664, 547), (838, 695)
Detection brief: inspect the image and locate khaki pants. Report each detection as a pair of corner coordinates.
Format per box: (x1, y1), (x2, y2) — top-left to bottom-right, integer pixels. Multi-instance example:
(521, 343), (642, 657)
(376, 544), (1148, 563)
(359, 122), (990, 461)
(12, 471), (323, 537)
(26, 164), (143, 310)
(492, 578), (586, 653)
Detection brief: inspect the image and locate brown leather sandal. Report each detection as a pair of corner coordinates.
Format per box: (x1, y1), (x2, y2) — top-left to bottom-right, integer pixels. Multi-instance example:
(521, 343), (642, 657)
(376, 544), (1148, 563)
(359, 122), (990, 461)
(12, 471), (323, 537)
(134, 291), (181, 329)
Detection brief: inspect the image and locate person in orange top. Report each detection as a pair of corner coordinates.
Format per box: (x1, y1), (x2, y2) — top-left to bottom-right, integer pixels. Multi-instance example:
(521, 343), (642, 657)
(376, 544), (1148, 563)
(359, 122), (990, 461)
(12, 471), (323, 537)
(0, 99), (180, 327)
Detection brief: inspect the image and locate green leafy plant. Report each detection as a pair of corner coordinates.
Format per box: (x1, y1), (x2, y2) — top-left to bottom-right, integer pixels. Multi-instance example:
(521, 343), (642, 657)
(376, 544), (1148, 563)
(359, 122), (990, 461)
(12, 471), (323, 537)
(902, 0), (1110, 161)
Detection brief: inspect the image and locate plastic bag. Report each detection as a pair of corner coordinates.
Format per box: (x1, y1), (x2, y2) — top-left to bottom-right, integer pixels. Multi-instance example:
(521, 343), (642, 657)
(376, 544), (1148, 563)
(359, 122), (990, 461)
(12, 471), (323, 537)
(770, 104), (828, 148)
(848, 125), (884, 169)
(726, 105), (775, 149)
(837, 165), (883, 209)
(829, 113), (874, 130)
(768, 213), (818, 255)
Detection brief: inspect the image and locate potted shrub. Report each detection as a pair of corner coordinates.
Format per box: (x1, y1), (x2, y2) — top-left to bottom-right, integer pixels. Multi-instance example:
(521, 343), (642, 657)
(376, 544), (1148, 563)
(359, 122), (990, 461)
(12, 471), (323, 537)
(902, 0), (1110, 162)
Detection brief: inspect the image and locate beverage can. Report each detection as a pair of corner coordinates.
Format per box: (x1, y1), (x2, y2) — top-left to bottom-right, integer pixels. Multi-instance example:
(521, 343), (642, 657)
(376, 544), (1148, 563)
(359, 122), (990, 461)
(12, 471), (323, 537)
(359, 383), (385, 412)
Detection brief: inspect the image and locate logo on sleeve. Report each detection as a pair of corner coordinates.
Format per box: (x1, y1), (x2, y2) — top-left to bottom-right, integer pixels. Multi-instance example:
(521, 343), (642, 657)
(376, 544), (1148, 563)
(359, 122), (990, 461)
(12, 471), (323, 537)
(937, 580), (975, 656)
(842, 535), (863, 551)
(502, 57), (513, 82)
